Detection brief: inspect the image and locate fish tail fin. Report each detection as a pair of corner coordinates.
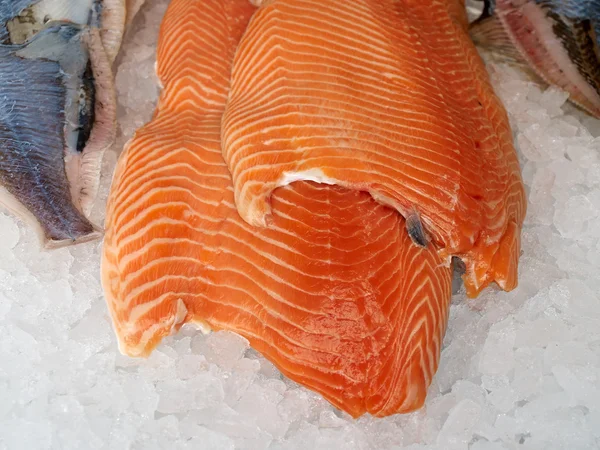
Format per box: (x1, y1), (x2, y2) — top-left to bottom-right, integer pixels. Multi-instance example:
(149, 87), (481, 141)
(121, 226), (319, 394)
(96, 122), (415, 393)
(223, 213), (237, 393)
(469, 13), (528, 65)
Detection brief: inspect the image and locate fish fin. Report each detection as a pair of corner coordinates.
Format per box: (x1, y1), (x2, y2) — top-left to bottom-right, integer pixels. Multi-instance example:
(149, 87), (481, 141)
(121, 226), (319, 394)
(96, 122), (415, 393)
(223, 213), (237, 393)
(469, 14), (528, 65)
(405, 212), (428, 247)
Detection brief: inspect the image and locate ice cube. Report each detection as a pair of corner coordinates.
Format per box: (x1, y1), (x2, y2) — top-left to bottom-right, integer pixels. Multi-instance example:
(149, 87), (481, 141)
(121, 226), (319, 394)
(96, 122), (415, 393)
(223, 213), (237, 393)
(470, 440), (510, 450)
(436, 399), (481, 449)
(527, 168), (556, 225)
(587, 163), (600, 186)
(175, 354), (208, 380)
(515, 318), (571, 348)
(193, 331), (249, 369)
(553, 195), (597, 239)
(235, 384), (288, 438)
(539, 85), (569, 112)
(180, 429), (235, 450)
(552, 365), (600, 408)
(130, 415), (179, 450)
(0, 418), (54, 450)
(512, 348), (545, 400)
(318, 410), (347, 428)
(549, 279), (600, 318)
(479, 319), (516, 376)
(277, 388), (314, 424)
(156, 373), (224, 414)
(487, 386), (517, 413)
(544, 341), (598, 370)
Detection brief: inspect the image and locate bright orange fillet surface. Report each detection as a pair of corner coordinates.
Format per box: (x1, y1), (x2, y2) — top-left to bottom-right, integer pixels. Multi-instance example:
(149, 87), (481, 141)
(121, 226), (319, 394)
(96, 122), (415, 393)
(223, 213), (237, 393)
(102, 0), (457, 417)
(222, 0), (526, 297)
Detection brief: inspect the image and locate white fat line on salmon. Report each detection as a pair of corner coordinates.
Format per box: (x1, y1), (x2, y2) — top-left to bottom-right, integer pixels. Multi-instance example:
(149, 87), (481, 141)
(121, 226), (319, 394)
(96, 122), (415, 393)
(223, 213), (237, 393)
(280, 168), (338, 186)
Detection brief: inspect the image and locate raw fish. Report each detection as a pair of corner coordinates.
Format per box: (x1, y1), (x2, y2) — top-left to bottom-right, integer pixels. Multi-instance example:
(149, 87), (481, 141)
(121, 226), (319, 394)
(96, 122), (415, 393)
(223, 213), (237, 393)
(0, 22), (115, 247)
(102, 0), (457, 417)
(470, 0), (600, 117)
(222, 0), (526, 297)
(0, 0), (144, 247)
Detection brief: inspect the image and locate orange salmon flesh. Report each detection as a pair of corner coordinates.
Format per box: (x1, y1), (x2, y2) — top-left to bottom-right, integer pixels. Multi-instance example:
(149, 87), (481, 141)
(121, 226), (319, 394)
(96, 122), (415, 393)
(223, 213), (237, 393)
(102, 0), (526, 418)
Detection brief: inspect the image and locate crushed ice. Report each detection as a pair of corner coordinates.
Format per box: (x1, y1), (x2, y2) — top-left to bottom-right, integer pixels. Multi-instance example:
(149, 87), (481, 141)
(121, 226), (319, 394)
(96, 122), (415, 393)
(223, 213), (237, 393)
(1, 1), (599, 449)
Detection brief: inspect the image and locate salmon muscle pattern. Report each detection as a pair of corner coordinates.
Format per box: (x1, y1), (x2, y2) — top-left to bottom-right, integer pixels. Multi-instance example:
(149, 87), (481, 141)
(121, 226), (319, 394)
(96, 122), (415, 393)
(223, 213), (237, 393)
(221, 0), (526, 297)
(102, 0), (454, 417)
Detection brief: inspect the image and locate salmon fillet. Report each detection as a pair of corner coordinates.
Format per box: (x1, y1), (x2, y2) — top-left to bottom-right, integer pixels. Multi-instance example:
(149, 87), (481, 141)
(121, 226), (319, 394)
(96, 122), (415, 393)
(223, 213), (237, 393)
(102, 0), (454, 417)
(222, 0), (526, 296)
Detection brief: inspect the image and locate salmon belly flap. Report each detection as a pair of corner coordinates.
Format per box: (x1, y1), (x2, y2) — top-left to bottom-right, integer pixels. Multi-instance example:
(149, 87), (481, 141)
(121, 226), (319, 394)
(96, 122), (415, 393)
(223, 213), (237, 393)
(222, 0), (527, 296)
(101, 0), (524, 417)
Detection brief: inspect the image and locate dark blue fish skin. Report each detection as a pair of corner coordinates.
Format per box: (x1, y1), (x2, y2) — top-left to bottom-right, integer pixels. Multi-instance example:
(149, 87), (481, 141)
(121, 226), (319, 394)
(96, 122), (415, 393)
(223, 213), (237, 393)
(0, 25), (96, 243)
